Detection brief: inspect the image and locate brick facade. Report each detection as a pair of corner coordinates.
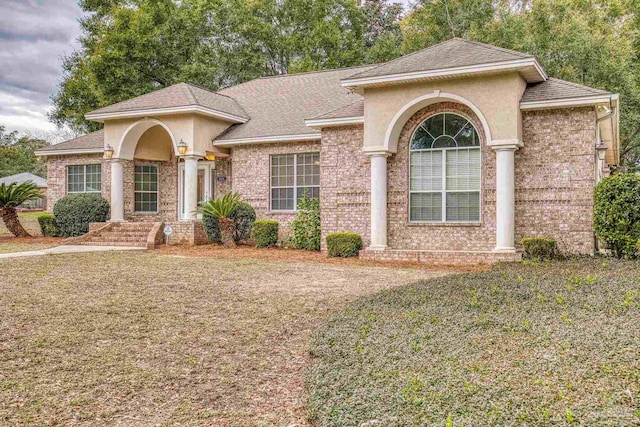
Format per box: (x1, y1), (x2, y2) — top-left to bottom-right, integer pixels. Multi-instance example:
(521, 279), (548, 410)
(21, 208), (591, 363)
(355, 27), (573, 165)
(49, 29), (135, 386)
(45, 106), (597, 256)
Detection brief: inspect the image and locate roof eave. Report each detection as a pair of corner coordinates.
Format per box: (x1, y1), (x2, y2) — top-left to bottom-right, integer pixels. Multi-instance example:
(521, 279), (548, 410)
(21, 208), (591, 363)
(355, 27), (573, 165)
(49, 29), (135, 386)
(213, 133), (322, 147)
(341, 58), (547, 89)
(35, 147), (104, 157)
(85, 105), (249, 123)
(304, 116), (365, 129)
(519, 94), (613, 111)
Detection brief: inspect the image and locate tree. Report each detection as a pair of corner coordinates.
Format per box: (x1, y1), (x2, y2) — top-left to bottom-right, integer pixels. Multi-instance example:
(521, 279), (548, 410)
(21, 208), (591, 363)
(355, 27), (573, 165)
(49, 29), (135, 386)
(0, 182), (43, 237)
(0, 126), (49, 178)
(200, 192), (242, 247)
(361, 0), (405, 63)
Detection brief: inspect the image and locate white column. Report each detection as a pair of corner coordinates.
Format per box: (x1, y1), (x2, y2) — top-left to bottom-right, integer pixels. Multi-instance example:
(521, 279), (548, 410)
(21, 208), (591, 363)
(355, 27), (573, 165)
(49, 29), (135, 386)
(368, 152), (390, 250)
(183, 155), (200, 220)
(492, 144), (519, 253)
(110, 159), (125, 222)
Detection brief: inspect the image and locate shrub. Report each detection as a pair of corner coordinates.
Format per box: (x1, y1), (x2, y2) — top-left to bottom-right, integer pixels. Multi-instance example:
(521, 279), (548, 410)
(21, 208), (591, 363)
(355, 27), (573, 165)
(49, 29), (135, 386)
(291, 193), (320, 250)
(203, 201), (256, 243)
(37, 213), (60, 237)
(251, 219), (279, 248)
(594, 173), (640, 258)
(522, 237), (556, 260)
(53, 193), (110, 237)
(326, 232), (363, 257)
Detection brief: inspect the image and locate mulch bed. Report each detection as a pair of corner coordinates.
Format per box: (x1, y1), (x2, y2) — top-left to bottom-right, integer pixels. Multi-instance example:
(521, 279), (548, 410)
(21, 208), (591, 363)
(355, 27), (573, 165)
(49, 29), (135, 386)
(0, 236), (62, 245)
(155, 243), (486, 272)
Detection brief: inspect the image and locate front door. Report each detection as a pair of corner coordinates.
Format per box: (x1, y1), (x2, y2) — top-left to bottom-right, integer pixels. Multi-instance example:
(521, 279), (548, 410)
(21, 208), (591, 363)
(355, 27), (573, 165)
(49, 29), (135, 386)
(179, 161), (215, 220)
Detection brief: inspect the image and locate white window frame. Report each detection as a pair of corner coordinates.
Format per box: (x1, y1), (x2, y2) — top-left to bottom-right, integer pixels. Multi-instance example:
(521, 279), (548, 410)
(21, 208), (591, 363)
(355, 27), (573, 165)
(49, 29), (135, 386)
(269, 152), (320, 212)
(66, 164), (102, 194)
(134, 163), (159, 214)
(409, 113), (481, 224)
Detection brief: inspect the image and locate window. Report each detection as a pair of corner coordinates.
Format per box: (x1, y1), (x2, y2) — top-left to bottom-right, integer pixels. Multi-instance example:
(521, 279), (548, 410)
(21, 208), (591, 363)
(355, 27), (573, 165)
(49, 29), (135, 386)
(134, 164), (158, 212)
(270, 153), (320, 211)
(409, 113), (480, 222)
(67, 164), (101, 194)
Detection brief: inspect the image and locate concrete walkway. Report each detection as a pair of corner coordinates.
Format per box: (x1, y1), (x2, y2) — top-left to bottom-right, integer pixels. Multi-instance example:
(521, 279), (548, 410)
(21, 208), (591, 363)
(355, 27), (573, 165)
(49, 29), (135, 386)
(0, 245), (145, 259)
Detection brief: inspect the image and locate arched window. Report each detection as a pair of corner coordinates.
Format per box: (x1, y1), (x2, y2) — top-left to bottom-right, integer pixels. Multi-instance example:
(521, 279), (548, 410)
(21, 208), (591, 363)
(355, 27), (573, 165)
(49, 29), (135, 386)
(409, 113), (480, 222)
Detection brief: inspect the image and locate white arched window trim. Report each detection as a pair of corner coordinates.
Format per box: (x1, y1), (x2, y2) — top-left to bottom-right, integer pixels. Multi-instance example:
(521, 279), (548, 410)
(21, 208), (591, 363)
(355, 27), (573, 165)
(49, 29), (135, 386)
(409, 112), (481, 223)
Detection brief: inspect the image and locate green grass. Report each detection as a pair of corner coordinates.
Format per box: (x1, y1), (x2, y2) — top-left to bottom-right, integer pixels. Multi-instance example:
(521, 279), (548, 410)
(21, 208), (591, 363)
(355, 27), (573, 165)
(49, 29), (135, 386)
(0, 243), (54, 254)
(307, 258), (640, 426)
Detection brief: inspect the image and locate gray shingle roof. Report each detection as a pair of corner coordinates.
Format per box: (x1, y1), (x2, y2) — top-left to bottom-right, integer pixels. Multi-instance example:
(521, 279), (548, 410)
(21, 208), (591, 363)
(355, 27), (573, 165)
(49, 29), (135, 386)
(521, 78), (611, 103)
(347, 38), (534, 80)
(87, 83), (248, 119)
(0, 172), (47, 188)
(37, 130), (104, 153)
(309, 99), (364, 120)
(215, 66), (373, 141)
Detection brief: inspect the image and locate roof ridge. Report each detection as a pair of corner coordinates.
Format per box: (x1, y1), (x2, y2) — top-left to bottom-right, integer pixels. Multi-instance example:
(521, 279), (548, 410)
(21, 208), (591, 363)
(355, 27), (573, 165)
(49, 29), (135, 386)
(52, 129), (104, 146)
(346, 37), (462, 79)
(254, 64), (378, 81)
(180, 83), (198, 105)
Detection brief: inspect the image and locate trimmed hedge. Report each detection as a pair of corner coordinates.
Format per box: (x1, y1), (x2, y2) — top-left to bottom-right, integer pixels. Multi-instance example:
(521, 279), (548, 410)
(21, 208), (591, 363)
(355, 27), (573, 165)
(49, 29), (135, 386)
(594, 173), (640, 258)
(37, 213), (61, 237)
(251, 219), (279, 248)
(522, 237), (556, 260)
(53, 193), (110, 237)
(291, 194), (321, 251)
(203, 201), (256, 243)
(326, 232), (363, 258)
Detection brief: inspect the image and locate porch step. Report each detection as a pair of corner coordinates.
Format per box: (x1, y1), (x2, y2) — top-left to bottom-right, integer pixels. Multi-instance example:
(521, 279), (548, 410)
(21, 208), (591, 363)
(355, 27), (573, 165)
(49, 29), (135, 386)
(70, 222), (161, 248)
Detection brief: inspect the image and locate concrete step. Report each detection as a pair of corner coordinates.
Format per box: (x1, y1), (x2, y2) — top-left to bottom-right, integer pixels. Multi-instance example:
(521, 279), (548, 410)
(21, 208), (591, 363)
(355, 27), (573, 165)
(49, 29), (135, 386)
(74, 241), (147, 247)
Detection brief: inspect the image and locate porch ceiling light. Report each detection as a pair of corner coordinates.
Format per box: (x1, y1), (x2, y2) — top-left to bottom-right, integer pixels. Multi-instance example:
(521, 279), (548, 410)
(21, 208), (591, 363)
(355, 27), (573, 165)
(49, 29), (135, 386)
(104, 144), (114, 159)
(596, 142), (608, 161)
(177, 139), (188, 155)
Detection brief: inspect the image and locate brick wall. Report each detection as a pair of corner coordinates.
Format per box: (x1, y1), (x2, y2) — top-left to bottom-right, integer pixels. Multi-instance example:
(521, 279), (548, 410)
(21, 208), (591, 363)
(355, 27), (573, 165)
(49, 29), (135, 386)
(46, 154), (111, 213)
(230, 140), (321, 237)
(516, 107), (596, 254)
(320, 125), (371, 249)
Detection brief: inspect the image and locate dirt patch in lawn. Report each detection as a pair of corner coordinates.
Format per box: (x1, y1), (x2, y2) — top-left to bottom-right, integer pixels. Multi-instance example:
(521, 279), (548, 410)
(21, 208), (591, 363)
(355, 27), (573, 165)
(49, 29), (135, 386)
(0, 251), (450, 426)
(156, 243), (487, 273)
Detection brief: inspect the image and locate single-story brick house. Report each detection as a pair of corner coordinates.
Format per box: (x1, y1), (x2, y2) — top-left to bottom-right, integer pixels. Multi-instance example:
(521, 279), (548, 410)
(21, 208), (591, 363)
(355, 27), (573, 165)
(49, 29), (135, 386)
(36, 38), (619, 263)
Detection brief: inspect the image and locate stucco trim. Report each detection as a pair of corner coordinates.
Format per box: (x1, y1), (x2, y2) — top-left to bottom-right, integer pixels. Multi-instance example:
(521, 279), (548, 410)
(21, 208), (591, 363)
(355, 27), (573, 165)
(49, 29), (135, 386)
(520, 95), (614, 111)
(35, 147), (104, 157)
(213, 133), (321, 146)
(305, 116), (364, 129)
(86, 105), (249, 124)
(342, 58), (547, 88)
(374, 91), (493, 154)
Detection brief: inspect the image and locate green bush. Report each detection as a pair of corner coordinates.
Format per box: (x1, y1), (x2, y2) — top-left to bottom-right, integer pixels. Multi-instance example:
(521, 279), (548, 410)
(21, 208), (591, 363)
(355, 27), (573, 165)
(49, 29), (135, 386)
(251, 219), (279, 248)
(291, 193), (320, 250)
(37, 213), (61, 237)
(522, 237), (556, 260)
(594, 173), (640, 258)
(53, 193), (110, 237)
(203, 201), (256, 243)
(326, 232), (363, 257)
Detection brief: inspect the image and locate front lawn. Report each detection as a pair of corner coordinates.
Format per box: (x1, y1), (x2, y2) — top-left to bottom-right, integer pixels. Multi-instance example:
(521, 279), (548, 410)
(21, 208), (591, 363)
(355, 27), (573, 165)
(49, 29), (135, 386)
(308, 259), (640, 426)
(0, 251), (444, 426)
(0, 212), (43, 237)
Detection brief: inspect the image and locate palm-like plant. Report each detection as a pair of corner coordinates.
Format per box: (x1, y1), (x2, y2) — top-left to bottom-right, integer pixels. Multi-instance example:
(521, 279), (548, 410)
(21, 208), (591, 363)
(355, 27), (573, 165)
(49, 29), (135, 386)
(0, 182), (43, 237)
(200, 191), (242, 247)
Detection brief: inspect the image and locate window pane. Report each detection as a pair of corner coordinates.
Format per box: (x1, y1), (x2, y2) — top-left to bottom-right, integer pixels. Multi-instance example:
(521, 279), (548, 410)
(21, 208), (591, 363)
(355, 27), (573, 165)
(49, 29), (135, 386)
(444, 113), (468, 137)
(271, 188), (294, 211)
(271, 154), (294, 187)
(85, 164), (101, 192)
(410, 192), (442, 222)
(67, 165), (84, 193)
(446, 192), (480, 222)
(422, 114), (444, 138)
(134, 164), (158, 212)
(296, 186), (319, 205)
(410, 151), (442, 191)
(456, 123), (479, 147)
(410, 126), (434, 150)
(446, 148), (480, 191)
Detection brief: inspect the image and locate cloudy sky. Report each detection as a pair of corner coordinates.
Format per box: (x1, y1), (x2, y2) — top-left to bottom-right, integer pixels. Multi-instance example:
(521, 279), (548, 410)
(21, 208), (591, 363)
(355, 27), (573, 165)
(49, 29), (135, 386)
(1, 0), (413, 138)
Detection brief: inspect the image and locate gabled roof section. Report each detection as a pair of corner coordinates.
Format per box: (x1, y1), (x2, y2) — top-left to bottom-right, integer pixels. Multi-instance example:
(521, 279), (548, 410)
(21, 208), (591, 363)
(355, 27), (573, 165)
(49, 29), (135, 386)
(0, 172), (47, 188)
(214, 66), (373, 144)
(86, 83), (249, 123)
(35, 130), (104, 156)
(521, 78), (611, 104)
(342, 38), (546, 88)
(305, 99), (365, 128)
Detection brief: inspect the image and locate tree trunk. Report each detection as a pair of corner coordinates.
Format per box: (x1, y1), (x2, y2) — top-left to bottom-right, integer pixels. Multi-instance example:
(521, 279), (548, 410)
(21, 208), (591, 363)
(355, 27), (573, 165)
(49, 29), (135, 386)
(0, 207), (31, 237)
(219, 217), (236, 248)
